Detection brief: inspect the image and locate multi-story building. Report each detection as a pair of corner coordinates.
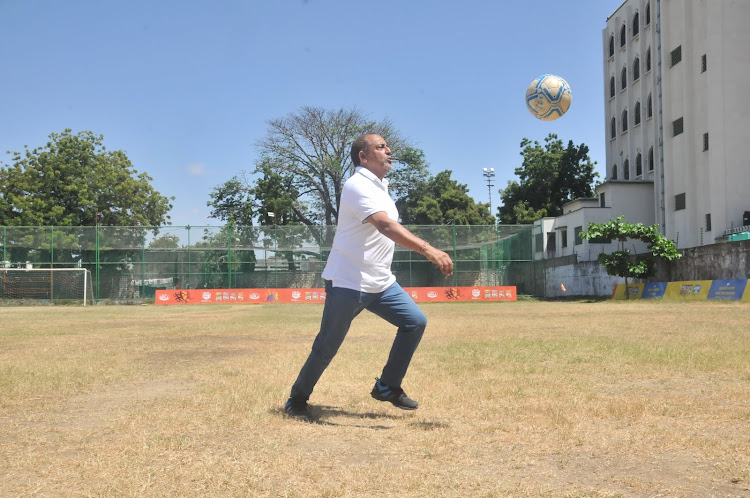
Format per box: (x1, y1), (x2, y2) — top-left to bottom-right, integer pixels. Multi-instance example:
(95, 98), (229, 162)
(534, 0), (750, 261)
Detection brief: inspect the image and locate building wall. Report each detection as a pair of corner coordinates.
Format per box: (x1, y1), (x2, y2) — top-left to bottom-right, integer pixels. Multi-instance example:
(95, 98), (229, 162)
(541, 240), (750, 298)
(536, 181), (654, 263)
(602, 0), (750, 250)
(709, 1), (750, 236)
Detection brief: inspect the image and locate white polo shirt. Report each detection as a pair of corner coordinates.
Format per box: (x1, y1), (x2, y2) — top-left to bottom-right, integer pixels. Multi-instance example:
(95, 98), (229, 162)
(321, 167), (399, 293)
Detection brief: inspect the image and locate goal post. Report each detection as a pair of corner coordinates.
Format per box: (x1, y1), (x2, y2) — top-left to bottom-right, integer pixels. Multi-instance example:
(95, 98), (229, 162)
(0, 268), (96, 306)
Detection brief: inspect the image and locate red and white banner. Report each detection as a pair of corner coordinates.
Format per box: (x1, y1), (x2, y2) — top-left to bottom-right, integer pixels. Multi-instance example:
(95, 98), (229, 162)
(155, 286), (516, 305)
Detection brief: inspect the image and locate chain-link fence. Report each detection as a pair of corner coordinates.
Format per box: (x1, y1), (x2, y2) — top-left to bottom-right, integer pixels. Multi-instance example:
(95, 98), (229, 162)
(1, 224), (537, 301)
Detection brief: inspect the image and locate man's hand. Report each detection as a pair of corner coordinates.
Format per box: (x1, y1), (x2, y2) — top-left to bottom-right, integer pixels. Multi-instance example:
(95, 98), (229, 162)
(423, 245), (454, 276)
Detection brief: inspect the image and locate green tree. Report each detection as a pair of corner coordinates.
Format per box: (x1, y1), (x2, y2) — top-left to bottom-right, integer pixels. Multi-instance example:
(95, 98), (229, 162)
(208, 106), (426, 228)
(207, 175), (256, 227)
(580, 216), (682, 298)
(149, 234), (181, 249)
(498, 134), (599, 224)
(396, 170), (493, 225)
(0, 129), (173, 226)
(208, 162), (304, 271)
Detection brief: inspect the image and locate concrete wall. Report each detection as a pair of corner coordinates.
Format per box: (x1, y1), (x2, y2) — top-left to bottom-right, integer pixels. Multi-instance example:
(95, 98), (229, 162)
(657, 239), (750, 281)
(540, 239), (750, 298)
(545, 259), (623, 298)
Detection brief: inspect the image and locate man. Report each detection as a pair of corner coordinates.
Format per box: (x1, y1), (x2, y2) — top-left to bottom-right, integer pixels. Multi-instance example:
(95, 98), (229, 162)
(284, 133), (454, 422)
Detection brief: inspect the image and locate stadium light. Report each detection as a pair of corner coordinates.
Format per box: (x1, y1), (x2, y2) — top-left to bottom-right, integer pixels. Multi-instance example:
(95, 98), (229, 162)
(482, 168), (495, 219)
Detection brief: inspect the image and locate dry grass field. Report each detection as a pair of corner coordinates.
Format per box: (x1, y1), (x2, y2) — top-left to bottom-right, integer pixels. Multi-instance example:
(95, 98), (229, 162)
(1, 300), (749, 497)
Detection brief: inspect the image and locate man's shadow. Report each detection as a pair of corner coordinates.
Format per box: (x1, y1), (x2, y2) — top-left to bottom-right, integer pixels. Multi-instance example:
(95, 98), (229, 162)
(275, 405), (407, 429)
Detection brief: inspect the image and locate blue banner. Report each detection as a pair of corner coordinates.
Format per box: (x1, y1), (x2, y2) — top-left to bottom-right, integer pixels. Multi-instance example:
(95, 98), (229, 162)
(642, 282), (667, 299)
(707, 279), (748, 300)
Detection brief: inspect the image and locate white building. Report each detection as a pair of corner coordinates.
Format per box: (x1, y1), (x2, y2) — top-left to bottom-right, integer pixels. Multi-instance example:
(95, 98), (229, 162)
(531, 180), (655, 261)
(539, 0), (750, 261)
(607, 0), (750, 248)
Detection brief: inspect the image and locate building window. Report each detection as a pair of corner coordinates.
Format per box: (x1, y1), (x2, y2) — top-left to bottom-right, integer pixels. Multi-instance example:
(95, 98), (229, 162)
(561, 228), (568, 248)
(671, 46), (682, 67)
(634, 101), (641, 125)
(622, 109), (629, 132)
(547, 232), (556, 255)
(632, 12), (640, 37)
(590, 234), (612, 244)
(610, 76), (616, 98)
(647, 94), (653, 118)
(705, 214), (712, 232)
(646, 2), (651, 25)
(636, 152), (643, 176)
(675, 193), (686, 211)
(609, 36), (615, 58)
(623, 158), (630, 180)
(703, 133), (709, 151)
(574, 226), (583, 245)
(621, 67), (628, 90)
(611, 165), (617, 180)
(535, 233), (543, 253)
(633, 57), (640, 81)
(673, 117), (684, 136)
(600, 192), (606, 207)
(701, 54), (707, 73)
(648, 147), (654, 172)
(611, 118), (617, 139)
(620, 25), (627, 47)
(646, 48), (652, 72)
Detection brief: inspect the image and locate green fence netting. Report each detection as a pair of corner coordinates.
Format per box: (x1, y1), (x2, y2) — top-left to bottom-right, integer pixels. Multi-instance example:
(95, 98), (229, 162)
(0, 224), (537, 301)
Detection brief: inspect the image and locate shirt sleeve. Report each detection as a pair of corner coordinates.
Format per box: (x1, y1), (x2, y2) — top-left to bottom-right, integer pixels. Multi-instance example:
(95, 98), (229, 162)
(341, 176), (387, 224)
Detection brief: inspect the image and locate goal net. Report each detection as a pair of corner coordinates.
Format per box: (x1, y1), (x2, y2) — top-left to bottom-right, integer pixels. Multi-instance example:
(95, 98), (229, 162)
(0, 268), (95, 306)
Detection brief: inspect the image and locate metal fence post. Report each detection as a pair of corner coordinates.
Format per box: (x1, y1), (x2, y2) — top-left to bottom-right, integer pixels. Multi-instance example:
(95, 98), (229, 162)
(187, 225), (191, 288)
(453, 224), (458, 286)
(95, 224), (100, 301)
(227, 222), (232, 289)
(141, 228), (146, 297)
(274, 224), (278, 288)
(409, 249), (413, 287)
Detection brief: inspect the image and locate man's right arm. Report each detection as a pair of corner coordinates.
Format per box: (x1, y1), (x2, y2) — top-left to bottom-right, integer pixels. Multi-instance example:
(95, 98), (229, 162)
(365, 211), (454, 276)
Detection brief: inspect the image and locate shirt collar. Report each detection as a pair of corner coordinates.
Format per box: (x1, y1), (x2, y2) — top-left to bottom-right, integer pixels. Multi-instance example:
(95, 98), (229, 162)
(355, 166), (389, 190)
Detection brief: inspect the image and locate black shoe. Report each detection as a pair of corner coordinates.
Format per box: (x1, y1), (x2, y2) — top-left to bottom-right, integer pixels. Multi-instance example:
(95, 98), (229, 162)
(370, 378), (419, 410)
(285, 397), (314, 422)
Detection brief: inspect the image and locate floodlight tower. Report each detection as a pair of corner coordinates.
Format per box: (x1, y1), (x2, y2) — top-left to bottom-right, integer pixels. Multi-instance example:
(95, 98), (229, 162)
(482, 168), (495, 219)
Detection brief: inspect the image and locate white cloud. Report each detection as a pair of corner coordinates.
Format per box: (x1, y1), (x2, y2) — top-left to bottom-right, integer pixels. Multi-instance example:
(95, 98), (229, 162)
(186, 163), (207, 176)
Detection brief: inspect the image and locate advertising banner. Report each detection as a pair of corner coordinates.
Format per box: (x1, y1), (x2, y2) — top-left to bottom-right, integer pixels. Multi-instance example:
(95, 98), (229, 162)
(611, 283), (644, 300)
(707, 279), (748, 301)
(155, 286), (517, 305)
(641, 282), (668, 299)
(613, 279), (750, 301)
(664, 281), (712, 299)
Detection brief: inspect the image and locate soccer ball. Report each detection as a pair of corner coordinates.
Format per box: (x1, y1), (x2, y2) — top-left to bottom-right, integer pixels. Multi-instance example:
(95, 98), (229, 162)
(525, 74), (572, 121)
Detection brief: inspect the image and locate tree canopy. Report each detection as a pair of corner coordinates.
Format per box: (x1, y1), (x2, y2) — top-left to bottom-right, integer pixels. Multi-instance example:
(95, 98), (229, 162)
(581, 216), (682, 297)
(0, 129), (173, 226)
(498, 134), (599, 224)
(208, 106), (427, 227)
(395, 170), (494, 225)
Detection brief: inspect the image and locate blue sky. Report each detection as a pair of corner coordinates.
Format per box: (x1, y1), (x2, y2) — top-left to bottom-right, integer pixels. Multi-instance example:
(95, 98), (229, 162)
(0, 0), (625, 227)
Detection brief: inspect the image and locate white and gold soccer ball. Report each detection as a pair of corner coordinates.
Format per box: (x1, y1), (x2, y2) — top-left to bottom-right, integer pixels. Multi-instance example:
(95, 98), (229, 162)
(525, 74), (572, 121)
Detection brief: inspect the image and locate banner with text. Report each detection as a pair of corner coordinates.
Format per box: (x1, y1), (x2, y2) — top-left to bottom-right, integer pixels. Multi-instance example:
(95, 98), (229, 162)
(613, 280), (750, 301)
(155, 286), (517, 305)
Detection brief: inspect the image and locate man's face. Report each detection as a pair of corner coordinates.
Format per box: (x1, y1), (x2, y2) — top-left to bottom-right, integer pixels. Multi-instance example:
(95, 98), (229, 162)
(360, 134), (392, 179)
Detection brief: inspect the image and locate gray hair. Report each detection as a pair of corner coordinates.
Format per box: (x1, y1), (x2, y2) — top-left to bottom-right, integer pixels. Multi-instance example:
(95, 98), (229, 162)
(350, 134), (377, 166)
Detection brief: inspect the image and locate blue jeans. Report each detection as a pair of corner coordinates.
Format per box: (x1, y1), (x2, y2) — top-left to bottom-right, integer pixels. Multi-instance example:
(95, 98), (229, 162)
(290, 280), (427, 400)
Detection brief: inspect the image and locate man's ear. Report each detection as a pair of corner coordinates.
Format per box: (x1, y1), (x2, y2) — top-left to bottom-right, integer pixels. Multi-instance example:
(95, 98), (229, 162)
(359, 150), (367, 164)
